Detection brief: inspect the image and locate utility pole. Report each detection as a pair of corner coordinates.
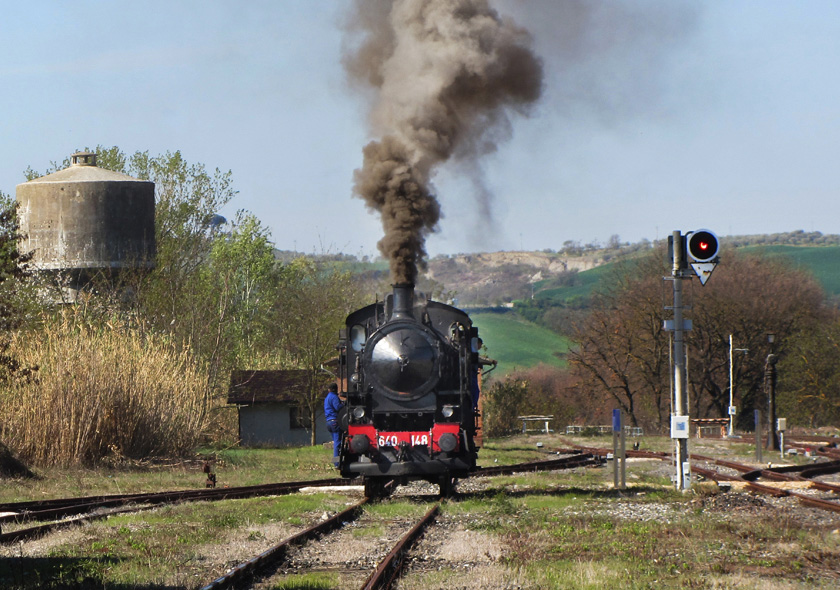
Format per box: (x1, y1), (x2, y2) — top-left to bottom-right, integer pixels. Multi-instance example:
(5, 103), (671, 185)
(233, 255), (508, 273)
(728, 336), (748, 437)
(765, 347), (779, 451)
(729, 335), (734, 437)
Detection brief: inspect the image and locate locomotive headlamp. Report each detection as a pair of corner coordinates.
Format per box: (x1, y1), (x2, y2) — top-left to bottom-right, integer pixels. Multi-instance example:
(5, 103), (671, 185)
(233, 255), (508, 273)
(352, 407), (366, 419)
(350, 372), (361, 384)
(441, 405), (455, 418)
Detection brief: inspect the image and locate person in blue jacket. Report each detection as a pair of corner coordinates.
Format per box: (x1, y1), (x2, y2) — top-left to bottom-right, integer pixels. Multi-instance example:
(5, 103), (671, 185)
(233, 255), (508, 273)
(324, 382), (343, 467)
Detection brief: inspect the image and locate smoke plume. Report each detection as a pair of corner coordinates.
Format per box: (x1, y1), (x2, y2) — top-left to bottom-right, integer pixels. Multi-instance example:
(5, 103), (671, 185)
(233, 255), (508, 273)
(344, 0), (543, 284)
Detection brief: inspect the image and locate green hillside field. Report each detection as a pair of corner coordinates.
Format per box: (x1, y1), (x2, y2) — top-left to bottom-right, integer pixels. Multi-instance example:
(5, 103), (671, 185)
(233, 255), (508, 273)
(533, 262), (615, 305)
(533, 244), (840, 306)
(470, 309), (571, 376)
(739, 244), (840, 296)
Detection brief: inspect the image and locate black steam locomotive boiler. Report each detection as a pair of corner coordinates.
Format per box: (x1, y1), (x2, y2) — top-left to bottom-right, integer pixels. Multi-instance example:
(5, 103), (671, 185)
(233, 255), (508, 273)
(336, 284), (492, 497)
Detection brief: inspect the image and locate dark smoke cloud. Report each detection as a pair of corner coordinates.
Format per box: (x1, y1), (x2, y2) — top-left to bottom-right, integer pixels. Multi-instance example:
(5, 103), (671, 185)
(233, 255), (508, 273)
(344, 0), (543, 284)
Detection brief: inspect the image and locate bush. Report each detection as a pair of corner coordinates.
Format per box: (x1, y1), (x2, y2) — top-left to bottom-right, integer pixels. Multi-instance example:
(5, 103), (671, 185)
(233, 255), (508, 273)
(483, 378), (527, 437)
(0, 311), (210, 466)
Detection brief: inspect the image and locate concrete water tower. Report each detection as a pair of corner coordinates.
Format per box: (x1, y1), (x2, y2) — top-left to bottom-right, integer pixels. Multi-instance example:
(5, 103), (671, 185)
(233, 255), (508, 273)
(16, 151), (156, 296)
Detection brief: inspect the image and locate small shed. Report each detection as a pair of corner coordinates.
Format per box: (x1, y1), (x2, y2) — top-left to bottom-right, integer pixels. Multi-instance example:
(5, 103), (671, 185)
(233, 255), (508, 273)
(228, 370), (330, 447)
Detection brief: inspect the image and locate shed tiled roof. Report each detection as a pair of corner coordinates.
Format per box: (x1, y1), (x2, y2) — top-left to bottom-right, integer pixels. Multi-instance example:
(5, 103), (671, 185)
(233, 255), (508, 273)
(227, 370), (313, 405)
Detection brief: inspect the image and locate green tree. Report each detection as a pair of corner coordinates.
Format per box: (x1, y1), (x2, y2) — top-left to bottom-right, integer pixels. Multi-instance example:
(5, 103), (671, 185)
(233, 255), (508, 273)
(0, 192), (36, 382)
(0, 192), (37, 476)
(568, 254), (671, 430)
(205, 210), (282, 365)
(275, 259), (364, 444)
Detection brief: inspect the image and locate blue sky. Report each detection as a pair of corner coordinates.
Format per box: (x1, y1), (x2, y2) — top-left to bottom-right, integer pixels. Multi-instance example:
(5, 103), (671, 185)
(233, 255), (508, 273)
(3, 1), (840, 258)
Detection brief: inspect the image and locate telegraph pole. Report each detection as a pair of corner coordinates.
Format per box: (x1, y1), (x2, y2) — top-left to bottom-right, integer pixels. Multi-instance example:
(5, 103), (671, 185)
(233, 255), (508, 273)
(764, 348), (779, 450)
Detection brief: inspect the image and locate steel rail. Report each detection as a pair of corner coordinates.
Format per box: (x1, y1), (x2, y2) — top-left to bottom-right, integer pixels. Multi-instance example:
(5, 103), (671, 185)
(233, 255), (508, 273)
(0, 505), (146, 544)
(785, 440), (840, 459)
(562, 440), (840, 516)
(473, 453), (603, 477)
(198, 498), (369, 590)
(690, 456), (840, 514)
(361, 503), (440, 590)
(0, 478), (350, 526)
(691, 455), (840, 493)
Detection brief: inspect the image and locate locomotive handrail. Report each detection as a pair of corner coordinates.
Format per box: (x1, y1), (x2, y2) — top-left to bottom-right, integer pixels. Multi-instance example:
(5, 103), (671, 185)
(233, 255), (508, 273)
(479, 356), (497, 374)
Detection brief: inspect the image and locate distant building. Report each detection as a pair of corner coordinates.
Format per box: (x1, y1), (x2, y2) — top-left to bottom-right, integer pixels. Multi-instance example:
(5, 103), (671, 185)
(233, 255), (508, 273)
(227, 370), (330, 447)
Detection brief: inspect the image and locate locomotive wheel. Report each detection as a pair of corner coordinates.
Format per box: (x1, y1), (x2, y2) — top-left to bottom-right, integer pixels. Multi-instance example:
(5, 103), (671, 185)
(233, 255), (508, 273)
(438, 475), (457, 498)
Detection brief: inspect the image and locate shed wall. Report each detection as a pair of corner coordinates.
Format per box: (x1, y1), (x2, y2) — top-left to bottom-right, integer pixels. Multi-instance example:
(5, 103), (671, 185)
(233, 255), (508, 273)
(238, 404), (330, 447)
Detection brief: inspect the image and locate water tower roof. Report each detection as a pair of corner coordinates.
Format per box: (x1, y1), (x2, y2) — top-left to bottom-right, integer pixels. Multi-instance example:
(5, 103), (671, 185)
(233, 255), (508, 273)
(18, 152), (150, 185)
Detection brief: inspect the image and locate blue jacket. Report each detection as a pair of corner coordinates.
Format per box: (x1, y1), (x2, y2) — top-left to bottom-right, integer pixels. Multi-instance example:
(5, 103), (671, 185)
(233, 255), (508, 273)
(324, 391), (343, 424)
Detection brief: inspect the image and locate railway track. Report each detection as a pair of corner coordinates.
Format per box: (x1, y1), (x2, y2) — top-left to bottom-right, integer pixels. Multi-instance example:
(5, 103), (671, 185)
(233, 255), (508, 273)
(564, 440), (840, 515)
(0, 478), (350, 544)
(195, 451), (603, 590)
(7, 443), (834, 588)
(785, 438), (840, 460)
(691, 455), (840, 514)
(199, 497), (440, 590)
(0, 453), (600, 546)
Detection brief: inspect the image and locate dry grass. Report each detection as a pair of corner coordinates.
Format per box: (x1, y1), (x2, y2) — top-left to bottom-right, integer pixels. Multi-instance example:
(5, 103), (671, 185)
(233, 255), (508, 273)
(0, 309), (210, 466)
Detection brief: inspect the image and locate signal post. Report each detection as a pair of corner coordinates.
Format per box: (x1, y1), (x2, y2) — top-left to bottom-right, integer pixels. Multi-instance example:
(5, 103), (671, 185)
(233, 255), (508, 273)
(667, 229), (719, 491)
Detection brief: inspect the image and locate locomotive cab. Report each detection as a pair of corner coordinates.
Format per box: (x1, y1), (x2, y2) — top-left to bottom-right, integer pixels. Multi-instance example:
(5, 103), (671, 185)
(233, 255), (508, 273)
(336, 284), (486, 496)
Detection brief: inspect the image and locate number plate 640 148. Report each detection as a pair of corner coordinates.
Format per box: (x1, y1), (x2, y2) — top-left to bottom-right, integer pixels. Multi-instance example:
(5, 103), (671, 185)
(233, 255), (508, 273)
(376, 432), (430, 447)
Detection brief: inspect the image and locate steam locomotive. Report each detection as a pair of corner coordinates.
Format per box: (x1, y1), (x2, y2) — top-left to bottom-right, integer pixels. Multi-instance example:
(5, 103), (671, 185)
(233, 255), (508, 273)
(335, 283), (493, 497)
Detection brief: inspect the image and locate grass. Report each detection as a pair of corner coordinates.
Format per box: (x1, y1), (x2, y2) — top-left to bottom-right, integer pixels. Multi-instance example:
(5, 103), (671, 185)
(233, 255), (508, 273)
(268, 573), (339, 589)
(0, 444), (339, 504)
(739, 244), (840, 296)
(534, 262), (617, 305)
(2, 435), (839, 589)
(471, 310), (572, 374)
(9, 493), (353, 589)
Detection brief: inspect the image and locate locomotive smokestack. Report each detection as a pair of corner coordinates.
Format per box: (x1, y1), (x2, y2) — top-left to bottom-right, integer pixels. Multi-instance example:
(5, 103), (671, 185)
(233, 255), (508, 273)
(391, 283), (415, 320)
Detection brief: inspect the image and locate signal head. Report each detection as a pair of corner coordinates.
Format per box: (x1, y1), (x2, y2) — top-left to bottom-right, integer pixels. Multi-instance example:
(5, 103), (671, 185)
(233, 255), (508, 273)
(686, 229), (719, 263)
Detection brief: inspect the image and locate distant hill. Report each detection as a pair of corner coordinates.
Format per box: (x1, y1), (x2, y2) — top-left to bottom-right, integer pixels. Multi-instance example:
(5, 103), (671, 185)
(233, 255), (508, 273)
(277, 236), (840, 307)
(277, 235), (840, 376)
(528, 243), (840, 308)
(469, 309), (571, 377)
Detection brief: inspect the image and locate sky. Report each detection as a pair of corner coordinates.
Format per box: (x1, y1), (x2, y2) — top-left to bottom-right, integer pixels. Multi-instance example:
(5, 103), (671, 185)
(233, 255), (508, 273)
(3, 1), (840, 259)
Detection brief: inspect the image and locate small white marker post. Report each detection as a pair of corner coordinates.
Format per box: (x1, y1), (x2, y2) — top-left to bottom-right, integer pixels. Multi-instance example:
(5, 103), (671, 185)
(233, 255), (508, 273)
(777, 418), (787, 460)
(612, 409), (626, 490)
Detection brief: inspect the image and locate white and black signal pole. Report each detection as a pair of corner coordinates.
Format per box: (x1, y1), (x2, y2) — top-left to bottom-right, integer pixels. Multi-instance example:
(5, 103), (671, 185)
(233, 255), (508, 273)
(668, 229), (719, 491)
(671, 231), (691, 490)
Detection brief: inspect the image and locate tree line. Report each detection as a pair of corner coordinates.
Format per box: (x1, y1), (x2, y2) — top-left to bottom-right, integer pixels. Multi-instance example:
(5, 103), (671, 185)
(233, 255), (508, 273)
(483, 245), (840, 436)
(1, 146), (369, 468)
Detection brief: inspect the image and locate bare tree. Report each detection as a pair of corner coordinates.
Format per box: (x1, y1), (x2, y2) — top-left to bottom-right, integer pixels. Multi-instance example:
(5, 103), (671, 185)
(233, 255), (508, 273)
(568, 254), (670, 430)
(778, 318), (840, 427)
(568, 247), (829, 432)
(687, 253), (829, 428)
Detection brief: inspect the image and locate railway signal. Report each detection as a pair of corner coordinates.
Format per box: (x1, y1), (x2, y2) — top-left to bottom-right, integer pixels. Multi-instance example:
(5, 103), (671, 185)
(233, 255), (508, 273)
(686, 229), (720, 285)
(666, 228), (720, 491)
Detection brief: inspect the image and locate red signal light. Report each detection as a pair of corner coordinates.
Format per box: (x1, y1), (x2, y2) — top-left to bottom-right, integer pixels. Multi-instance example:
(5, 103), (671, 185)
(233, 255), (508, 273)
(686, 230), (719, 262)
